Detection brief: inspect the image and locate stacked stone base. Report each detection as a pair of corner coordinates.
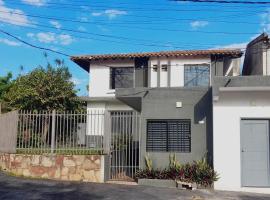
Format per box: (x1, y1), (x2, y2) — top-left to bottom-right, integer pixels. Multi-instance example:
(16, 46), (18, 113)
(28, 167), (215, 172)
(0, 153), (104, 182)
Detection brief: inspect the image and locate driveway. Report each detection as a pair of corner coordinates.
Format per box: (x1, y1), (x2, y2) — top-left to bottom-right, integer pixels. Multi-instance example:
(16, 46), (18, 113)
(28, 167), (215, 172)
(0, 172), (270, 200)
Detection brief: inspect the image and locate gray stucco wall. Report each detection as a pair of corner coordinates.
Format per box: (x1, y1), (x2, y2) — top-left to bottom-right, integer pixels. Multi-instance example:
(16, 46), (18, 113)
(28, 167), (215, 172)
(140, 88), (212, 169)
(117, 87), (212, 169)
(213, 76), (270, 97)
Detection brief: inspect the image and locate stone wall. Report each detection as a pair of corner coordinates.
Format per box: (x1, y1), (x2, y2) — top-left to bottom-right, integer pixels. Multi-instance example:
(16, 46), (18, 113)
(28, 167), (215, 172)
(0, 153), (105, 182)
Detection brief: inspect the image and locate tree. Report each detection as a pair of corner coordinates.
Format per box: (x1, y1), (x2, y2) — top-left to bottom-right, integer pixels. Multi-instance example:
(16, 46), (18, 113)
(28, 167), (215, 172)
(4, 60), (82, 111)
(0, 72), (12, 99)
(0, 72), (13, 112)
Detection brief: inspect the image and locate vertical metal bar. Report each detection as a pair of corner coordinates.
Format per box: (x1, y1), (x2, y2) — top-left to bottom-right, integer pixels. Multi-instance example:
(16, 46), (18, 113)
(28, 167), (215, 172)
(28, 110), (32, 153)
(111, 112), (114, 179)
(34, 111), (38, 151)
(63, 111), (66, 152)
(131, 112), (134, 178)
(70, 111), (73, 151)
(58, 111), (61, 153)
(38, 111), (41, 149)
(21, 111), (24, 151)
(55, 111), (57, 153)
(66, 110), (69, 150)
(46, 110), (50, 153)
(85, 110), (88, 153)
(138, 112), (141, 169)
(93, 110), (96, 151)
(43, 110), (46, 153)
(119, 111), (122, 179)
(72, 111), (75, 153)
(125, 112), (128, 178)
(97, 110), (99, 151)
(76, 111), (79, 153)
(114, 112), (117, 180)
(51, 110), (56, 154)
(129, 112), (132, 178)
(41, 111), (44, 153)
(17, 110), (22, 150)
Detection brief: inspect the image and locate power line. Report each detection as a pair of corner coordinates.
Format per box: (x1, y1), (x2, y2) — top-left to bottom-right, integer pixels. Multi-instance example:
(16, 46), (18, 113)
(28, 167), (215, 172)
(0, 17), (220, 49)
(7, 1), (267, 24)
(0, 29), (70, 57)
(7, 1), (267, 13)
(171, 0), (270, 4)
(0, 11), (262, 36)
(0, 6), (264, 26)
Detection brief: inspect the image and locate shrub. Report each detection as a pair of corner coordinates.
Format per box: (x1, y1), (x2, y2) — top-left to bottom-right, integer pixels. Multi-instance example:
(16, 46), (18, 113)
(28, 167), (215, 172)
(145, 154), (153, 171)
(135, 169), (169, 180)
(192, 157), (219, 186)
(135, 155), (218, 187)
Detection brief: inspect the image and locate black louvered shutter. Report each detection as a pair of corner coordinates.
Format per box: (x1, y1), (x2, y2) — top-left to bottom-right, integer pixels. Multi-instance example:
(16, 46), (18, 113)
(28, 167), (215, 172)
(146, 121), (167, 152)
(146, 120), (191, 152)
(167, 120), (191, 152)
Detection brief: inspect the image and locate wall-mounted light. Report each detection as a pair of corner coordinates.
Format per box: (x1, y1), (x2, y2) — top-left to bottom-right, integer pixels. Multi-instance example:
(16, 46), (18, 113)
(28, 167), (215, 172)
(198, 120), (205, 124)
(176, 102), (182, 108)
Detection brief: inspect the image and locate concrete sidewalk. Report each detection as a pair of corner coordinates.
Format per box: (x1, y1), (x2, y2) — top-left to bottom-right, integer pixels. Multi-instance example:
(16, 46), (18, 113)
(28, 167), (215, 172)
(0, 172), (270, 200)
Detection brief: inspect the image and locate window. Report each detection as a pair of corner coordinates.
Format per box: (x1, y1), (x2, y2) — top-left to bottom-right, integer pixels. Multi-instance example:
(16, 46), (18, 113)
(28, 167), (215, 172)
(161, 64), (168, 72)
(184, 64), (210, 87)
(152, 64), (158, 72)
(146, 120), (191, 152)
(110, 67), (134, 89)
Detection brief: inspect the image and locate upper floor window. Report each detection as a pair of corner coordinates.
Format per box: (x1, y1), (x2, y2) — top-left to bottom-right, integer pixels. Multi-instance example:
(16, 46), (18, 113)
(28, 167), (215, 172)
(184, 64), (210, 87)
(110, 67), (134, 89)
(152, 64), (158, 72)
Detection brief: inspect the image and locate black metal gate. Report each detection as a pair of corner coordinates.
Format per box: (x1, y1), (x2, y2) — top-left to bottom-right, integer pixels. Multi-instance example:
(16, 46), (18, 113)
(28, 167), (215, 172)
(109, 111), (141, 181)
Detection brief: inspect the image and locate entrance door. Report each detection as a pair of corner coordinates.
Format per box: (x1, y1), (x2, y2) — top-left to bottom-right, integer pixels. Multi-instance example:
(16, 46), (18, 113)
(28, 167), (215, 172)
(109, 111), (140, 181)
(241, 120), (270, 187)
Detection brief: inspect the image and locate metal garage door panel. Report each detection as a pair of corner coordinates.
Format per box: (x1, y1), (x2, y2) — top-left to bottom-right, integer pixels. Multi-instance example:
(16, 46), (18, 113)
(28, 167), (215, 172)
(241, 120), (269, 187)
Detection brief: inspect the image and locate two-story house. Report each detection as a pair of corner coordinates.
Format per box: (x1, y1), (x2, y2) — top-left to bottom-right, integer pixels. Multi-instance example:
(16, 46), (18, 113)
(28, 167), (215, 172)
(71, 49), (242, 172)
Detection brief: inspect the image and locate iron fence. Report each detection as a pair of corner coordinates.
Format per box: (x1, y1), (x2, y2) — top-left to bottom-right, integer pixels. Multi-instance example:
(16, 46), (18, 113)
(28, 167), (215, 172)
(110, 111), (141, 180)
(16, 110), (107, 154)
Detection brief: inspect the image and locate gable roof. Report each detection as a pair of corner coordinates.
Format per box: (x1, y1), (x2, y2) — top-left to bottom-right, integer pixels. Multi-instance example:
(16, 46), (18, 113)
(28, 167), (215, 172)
(71, 49), (243, 71)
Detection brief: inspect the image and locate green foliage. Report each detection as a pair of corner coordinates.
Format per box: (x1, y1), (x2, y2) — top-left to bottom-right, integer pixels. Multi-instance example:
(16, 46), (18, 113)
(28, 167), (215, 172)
(112, 134), (133, 151)
(136, 154), (219, 187)
(145, 154), (153, 171)
(192, 156), (219, 186)
(169, 153), (181, 170)
(0, 72), (13, 112)
(0, 72), (12, 100)
(17, 132), (43, 148)
(3, 60), (82, 111)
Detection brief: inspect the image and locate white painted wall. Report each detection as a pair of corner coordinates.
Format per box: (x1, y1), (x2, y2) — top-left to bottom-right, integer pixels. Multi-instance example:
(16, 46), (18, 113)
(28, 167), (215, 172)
(149, 57), (211, 87)
(213, 91), (270, 194)
(160, 61), (168, 87)
(265, 49), (270, 75)
(86, 101), (132, 136)
(89, 60), (134, 97)
(149, 60), (158, 87)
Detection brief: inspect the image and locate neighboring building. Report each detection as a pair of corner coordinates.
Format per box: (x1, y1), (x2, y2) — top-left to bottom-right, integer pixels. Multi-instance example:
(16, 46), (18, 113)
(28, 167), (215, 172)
(213, 33), (270, 193)
(71, 49), (242, 169)
(213, 76), (270, 193)
(243, 32), (270, 76)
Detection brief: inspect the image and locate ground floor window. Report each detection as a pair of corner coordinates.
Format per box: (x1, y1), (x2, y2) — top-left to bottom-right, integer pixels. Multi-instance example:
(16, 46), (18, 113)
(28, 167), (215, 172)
(146, 119), (191, 152)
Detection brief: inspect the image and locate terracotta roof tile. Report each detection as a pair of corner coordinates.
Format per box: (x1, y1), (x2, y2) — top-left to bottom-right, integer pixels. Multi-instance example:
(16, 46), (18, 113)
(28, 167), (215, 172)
(71, 49), (242, 61)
